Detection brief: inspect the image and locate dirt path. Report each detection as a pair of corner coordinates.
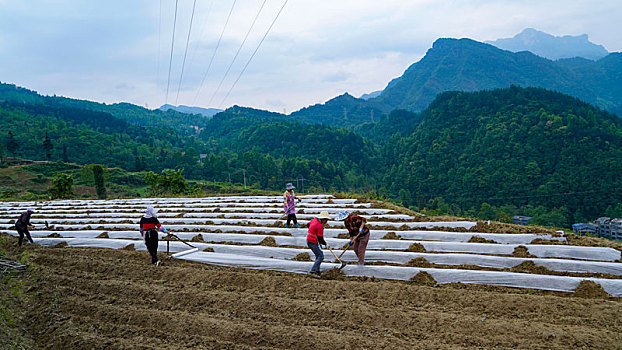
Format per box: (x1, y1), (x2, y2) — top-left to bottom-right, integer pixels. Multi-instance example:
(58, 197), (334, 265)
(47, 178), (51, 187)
(4, 238), (622, 349)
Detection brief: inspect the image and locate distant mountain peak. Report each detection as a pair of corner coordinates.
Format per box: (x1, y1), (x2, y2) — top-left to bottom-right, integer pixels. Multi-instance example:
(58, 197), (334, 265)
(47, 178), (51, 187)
(158, 104), (222, 118)
(486, 28), (608, 60)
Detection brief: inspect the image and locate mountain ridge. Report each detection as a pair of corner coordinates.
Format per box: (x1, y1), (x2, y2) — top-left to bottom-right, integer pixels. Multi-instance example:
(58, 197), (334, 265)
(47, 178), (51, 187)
(486, 28), (609, 60)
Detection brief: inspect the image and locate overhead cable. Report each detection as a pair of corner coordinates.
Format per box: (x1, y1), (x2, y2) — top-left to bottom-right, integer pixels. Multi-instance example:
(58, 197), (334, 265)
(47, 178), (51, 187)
(219, 0), (289, 108)
(165, 0), (180, 104)
(193, 0), (238, 105)
(175, 0), (198, 104)
(207, 0), (267, 106)
(157, 0), (162, 94)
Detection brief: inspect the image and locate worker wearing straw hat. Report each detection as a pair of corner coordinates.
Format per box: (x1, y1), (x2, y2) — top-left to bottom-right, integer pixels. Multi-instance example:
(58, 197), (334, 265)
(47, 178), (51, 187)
(306, 211), (331, 277)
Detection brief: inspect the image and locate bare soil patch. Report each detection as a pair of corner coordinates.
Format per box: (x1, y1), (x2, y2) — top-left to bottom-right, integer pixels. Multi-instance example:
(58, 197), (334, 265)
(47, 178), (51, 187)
(382, 232), (402, 240)
(468, 235), (497, 244)
(259, 237), (277, 247)
(513, 245), (536, 258)
(293, 252), (311, 261)
(410, 271), (438, 286)
(2, 234), (622, 349)
(406, 243), (427, 252)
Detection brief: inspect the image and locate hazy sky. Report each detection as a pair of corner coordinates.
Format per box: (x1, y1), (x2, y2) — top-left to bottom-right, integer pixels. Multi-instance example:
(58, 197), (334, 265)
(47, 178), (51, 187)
(0, 0), (620, 113)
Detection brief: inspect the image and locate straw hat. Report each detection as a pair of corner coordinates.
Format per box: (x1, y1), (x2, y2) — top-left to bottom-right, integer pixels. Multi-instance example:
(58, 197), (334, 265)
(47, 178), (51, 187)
(285, 183), (295, 190)
(317, 211), (331, 220)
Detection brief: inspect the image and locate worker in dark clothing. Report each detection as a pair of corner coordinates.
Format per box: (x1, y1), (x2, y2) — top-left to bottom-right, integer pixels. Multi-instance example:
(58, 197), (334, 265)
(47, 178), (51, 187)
(15, 208), (36, 247)
(139, 207), (168, 266)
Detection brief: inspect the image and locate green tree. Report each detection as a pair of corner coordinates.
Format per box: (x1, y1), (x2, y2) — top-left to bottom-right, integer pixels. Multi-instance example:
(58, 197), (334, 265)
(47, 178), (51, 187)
(83, 164), (108, 199)
(144, 168), (188, 195)
(43, 132), (53, 160)
(6, 131), (18, 156)
(605, 204), (622, 218)
(49, 173), (73, 199)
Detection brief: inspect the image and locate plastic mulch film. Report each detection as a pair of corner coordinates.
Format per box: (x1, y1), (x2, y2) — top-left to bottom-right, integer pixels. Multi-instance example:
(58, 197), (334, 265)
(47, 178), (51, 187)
(4, 226), (564, 244)
(30, 237), (622, 296)
(0, 207), (396, 215)
(10, 230), (619, 260)
(174, 251), (622, 297)
(30, 238), (622, 276)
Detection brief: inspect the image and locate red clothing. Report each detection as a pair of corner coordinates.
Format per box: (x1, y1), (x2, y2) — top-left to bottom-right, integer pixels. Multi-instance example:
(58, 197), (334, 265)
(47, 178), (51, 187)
(306, 218), (325, 244)
(140, 216), (161, 231)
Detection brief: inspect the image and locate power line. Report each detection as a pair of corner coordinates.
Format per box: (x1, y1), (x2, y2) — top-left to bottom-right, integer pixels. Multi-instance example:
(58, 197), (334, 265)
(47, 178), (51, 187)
(157, 0), (162, 95)
(165, 0), (180, 104)
(192, 0), (238, 106)
(219, 0), (289, 108)
(207, 0), (267, 107)
(175, 0), (198, 105)
(187, 0), (214, 71)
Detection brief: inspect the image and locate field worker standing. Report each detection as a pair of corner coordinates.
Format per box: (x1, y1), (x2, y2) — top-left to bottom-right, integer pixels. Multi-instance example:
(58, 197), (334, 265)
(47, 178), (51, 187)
(283, 183), (300, 228)
(139, 207), (168, 266)
(307, 211), (331, 278)
(15, 208), (35, 247)
(336, 211), (370, 266)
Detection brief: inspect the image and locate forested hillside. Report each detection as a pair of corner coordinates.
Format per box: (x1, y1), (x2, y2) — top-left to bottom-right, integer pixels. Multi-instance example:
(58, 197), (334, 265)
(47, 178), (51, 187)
(0, 82), (210, 136)
(378, 86), (622, 225)
(1, 83), (621, 226)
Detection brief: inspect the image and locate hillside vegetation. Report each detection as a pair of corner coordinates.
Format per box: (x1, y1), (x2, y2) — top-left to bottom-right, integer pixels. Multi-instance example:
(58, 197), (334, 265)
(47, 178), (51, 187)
(1, 82), (621, 226)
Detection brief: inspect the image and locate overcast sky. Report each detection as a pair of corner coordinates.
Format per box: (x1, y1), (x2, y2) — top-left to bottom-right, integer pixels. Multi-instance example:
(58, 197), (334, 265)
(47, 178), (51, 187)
(0, 0), (620, 113)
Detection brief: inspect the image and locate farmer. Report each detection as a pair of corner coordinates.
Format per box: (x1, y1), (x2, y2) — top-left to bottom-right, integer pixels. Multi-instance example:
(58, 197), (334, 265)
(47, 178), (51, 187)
(336, 211), (370, 266)
(139, 207), (168, 266)
(283, 183), (300, 228)
(307, 211), (331, 277)
(15, 208), (35, 247)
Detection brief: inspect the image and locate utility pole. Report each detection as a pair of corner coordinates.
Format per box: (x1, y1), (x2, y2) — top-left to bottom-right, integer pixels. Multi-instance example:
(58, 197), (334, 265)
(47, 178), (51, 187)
(299, 176), (306, 193)
(242, 170), (246, 189)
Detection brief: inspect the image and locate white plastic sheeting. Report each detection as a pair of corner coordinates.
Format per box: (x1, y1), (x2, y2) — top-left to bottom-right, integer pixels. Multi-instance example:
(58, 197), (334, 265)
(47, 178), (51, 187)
(0, 218), (476, 230)
(0, 226), (564, 244)
(176, 251), (622, 297)
(0, 194), (340, 207)
(0, 207), (396, 215)
(18, 230), (619, 261)
(6, 194), (621, 296)
(36, 237), (622, 297)
(30, 237), (622, 276)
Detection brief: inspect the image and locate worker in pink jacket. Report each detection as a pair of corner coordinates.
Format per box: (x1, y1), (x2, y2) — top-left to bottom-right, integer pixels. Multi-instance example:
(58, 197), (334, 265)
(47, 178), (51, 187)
(283, 183), (300, 228)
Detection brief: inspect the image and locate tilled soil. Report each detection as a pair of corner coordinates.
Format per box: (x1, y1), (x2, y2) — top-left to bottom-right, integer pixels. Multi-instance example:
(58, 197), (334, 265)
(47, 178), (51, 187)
(6, 241), (622, 349)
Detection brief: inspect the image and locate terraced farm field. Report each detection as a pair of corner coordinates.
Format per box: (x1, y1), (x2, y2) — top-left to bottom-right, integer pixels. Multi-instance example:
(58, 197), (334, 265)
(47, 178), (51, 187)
(1, 195), (622, 349)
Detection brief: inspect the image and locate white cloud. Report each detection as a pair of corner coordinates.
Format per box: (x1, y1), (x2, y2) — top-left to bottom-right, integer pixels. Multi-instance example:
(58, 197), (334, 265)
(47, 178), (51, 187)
(0, 0), (620, 113)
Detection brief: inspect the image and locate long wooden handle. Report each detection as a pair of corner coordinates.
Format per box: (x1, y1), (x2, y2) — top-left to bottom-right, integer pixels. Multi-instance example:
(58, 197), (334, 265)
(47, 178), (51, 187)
(328, 247), (341, 262)
(338, 231), (361, 259)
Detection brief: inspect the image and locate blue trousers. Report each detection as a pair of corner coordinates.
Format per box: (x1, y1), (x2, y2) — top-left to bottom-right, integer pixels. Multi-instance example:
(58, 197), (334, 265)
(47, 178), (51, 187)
(307, 241), (324, 273)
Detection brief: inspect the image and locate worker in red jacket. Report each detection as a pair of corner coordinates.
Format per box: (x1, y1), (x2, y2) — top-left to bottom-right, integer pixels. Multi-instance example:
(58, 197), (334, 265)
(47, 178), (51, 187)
(306, 211), (331, 277)
(139, 207), (168, 266)
(336, 211), (370, 266)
